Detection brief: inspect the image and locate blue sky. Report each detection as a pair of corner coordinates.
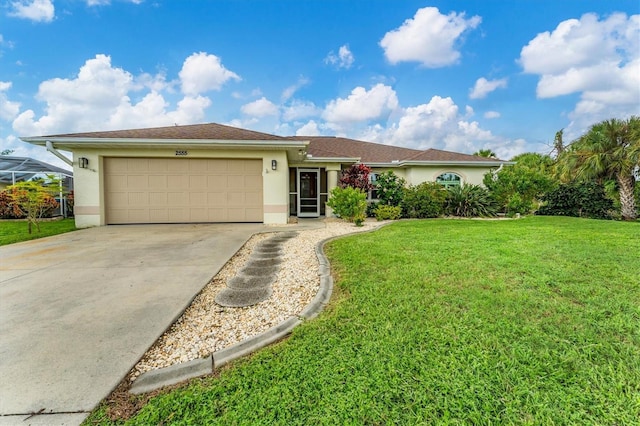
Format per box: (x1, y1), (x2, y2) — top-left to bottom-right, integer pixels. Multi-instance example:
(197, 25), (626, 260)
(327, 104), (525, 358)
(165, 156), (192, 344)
(1, 0), (638, 169)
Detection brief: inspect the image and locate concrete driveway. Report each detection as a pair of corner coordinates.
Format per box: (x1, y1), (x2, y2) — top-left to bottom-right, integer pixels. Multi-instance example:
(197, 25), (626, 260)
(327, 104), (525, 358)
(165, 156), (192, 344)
(0, 223), (270, 425)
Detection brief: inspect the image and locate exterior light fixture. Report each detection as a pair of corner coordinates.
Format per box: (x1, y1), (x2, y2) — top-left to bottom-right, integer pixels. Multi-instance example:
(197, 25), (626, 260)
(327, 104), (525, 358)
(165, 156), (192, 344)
(78, 157), (89, 169)
(271, 160), (277, 171)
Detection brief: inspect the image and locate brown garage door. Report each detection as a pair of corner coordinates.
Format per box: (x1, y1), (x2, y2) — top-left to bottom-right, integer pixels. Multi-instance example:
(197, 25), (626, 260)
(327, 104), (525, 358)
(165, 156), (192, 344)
(105, 158), (263, 224)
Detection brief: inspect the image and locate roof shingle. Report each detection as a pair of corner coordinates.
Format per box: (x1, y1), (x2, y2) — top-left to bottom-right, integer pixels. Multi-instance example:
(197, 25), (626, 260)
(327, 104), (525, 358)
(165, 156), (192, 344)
(44, 122), (289, 141)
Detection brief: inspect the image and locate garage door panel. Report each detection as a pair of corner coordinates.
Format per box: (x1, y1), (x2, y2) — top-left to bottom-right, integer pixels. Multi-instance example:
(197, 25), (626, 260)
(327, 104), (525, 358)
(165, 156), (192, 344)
(126, 175), (148, 189)
(127, 192), (149, 206)
(149, 209), (168, 222)
(189, 175), (208, 189)
(208, 159), (228, 172)
(148, 159), (168, 172)
(127, 159), (149, 172)
(167, 175), (187, 189)
(245, 208), (263, 222)
(189, 159), (209, 172)
(106, 158), (263, 224)
(207, 175), (227, 186)
(149, 192), (167, 205)
(168, 192), (187, 204)
(244, 175), (262, 188)
(167, 160), (189, 172)
(149, 175), (168, 188)
(189, 192), (206, 205)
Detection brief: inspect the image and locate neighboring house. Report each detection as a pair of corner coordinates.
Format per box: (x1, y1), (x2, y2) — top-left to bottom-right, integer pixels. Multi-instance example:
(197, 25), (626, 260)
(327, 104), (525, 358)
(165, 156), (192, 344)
(21, 122), (510, 228)
(0, 156), (73, 191)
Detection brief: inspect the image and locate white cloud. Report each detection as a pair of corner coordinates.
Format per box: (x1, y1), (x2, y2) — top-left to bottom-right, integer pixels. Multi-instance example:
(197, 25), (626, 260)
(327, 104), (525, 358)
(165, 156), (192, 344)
(353, 95), (529, 158)
(281, 76), (309, 101)
(179, 52), (240, 96)
(0, 82), (20, 121)
(484, 111), (500, 119)
(241, 97), (279, 117)
(322, 83), (398, 125)
(295, 120), (321, 136)
(469, 77), (508, 99)
(12, 54), (213, 136)
(282, 100), (321, 122)
(380, 6), (481, 67)
(519, 12), (640, 138)
(325, 45), (355, 69)
(8, 0), (54, 22)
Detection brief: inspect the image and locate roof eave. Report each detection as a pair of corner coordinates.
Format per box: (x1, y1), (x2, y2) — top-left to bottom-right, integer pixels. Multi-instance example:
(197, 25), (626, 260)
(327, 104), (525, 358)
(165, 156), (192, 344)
(303, 156), (360, 163)
(367, 160), (515, 167)
(20, 136), (309, 150)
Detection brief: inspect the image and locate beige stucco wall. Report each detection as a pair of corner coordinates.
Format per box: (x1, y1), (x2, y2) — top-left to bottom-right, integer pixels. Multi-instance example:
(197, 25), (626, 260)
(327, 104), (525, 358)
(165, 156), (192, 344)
(370, 166), (491, 186)
(404, 166), (490, 186)
(70, 148), (290, 228)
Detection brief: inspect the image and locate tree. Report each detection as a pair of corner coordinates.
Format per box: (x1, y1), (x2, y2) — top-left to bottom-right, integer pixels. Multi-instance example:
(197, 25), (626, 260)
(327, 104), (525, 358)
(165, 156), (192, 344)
(556, 117), (639, 220)
(483, 152), (556, 216)
(473, 149), (497, 158)
(7, 176), (60, 233)
(552, 129), (565, 157)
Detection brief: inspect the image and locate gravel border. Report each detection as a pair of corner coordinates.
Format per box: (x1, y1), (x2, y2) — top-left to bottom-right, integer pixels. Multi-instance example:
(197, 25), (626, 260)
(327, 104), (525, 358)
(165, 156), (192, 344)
(129, 219), (390, 394)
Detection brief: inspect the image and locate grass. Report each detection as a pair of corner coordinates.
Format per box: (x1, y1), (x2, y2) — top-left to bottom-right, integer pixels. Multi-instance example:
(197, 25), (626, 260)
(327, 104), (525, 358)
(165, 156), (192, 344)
(0, 218), (77, 245)
(86, 216), (640, 425)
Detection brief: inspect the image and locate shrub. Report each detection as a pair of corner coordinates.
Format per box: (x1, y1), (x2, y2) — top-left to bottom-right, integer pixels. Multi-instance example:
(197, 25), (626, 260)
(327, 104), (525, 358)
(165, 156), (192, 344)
(339, 164), (372, 191)
(505, 192), (533, 217)
(401, 182), (447, 218)
(374, 204), (402, 221)
(445, 184), (497, 217)
(0, 190), (23, 219)
(537, 181), (613, 219)
(327, 186), (367, 225)
(374, 171), (406, 207)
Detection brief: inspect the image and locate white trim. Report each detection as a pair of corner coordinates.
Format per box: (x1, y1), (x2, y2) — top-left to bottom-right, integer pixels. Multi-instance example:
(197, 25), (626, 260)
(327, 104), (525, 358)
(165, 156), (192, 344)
(21, 137), (308, 151)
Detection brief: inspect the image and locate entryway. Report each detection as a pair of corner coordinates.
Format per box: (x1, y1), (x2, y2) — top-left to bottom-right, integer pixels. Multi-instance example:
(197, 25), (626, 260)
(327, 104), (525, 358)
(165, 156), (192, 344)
(297, 169), (320, 217)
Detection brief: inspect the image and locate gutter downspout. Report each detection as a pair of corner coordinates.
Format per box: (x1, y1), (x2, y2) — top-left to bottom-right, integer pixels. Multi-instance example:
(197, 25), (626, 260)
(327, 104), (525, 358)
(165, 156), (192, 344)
(46, 140), (73, 167)
(491, 163), (504, 181)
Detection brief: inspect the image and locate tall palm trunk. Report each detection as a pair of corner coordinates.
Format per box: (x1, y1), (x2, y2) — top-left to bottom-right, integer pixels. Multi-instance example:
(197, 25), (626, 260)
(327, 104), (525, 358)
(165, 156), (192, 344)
(618, 174), (637, 220)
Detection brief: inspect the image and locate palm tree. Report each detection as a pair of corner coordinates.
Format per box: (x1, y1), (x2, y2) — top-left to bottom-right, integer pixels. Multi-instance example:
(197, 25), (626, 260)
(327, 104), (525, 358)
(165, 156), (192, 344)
(473, 149), (497, 158)
(557, 117), (639, 220)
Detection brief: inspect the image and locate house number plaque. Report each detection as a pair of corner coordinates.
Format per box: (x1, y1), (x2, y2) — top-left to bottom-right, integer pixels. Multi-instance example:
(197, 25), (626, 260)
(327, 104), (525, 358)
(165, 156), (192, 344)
(175, 150), (188, 156)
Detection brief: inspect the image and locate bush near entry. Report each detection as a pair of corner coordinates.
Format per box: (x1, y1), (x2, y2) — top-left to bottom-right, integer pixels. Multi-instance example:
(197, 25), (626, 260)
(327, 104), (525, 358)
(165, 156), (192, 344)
(327, 186), (367, 225)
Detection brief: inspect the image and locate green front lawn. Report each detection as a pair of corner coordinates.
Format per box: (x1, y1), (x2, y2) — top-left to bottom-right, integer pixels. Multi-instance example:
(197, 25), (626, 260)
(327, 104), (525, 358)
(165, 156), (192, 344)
(87, 217), (640, 425)
(0, 218), (77, 246)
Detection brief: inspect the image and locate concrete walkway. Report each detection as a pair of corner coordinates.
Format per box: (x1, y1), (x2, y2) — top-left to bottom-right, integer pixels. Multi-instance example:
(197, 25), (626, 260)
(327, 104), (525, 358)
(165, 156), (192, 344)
(0, 223), (324, 425)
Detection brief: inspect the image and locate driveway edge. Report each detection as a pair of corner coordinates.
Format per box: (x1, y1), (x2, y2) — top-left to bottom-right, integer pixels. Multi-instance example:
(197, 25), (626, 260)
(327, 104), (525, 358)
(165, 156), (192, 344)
(130, 223), (388, 395)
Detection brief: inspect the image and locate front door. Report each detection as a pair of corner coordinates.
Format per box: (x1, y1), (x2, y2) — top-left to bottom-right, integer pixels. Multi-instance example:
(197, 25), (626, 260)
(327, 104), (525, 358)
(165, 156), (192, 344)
(297, 169), (320, 217)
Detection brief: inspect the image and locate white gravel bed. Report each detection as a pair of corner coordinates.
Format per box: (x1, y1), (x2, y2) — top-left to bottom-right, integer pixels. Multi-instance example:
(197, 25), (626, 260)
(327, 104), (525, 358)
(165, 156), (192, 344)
(129, 218), (388, 382)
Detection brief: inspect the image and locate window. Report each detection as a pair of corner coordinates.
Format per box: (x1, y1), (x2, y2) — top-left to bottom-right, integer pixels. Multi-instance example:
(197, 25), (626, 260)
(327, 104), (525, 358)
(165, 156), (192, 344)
(368, 173), (379, 200)
(436, 172), (462, 188)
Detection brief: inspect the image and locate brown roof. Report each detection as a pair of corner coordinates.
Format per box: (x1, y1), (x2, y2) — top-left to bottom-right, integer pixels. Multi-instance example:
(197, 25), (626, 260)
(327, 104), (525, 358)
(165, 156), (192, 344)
(290, 136), (422, 162)
(406, 148), (501, 162)
(44, 122), (289, 141)
(292, 136), (502, 163)
(37, 122), (504, 163)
